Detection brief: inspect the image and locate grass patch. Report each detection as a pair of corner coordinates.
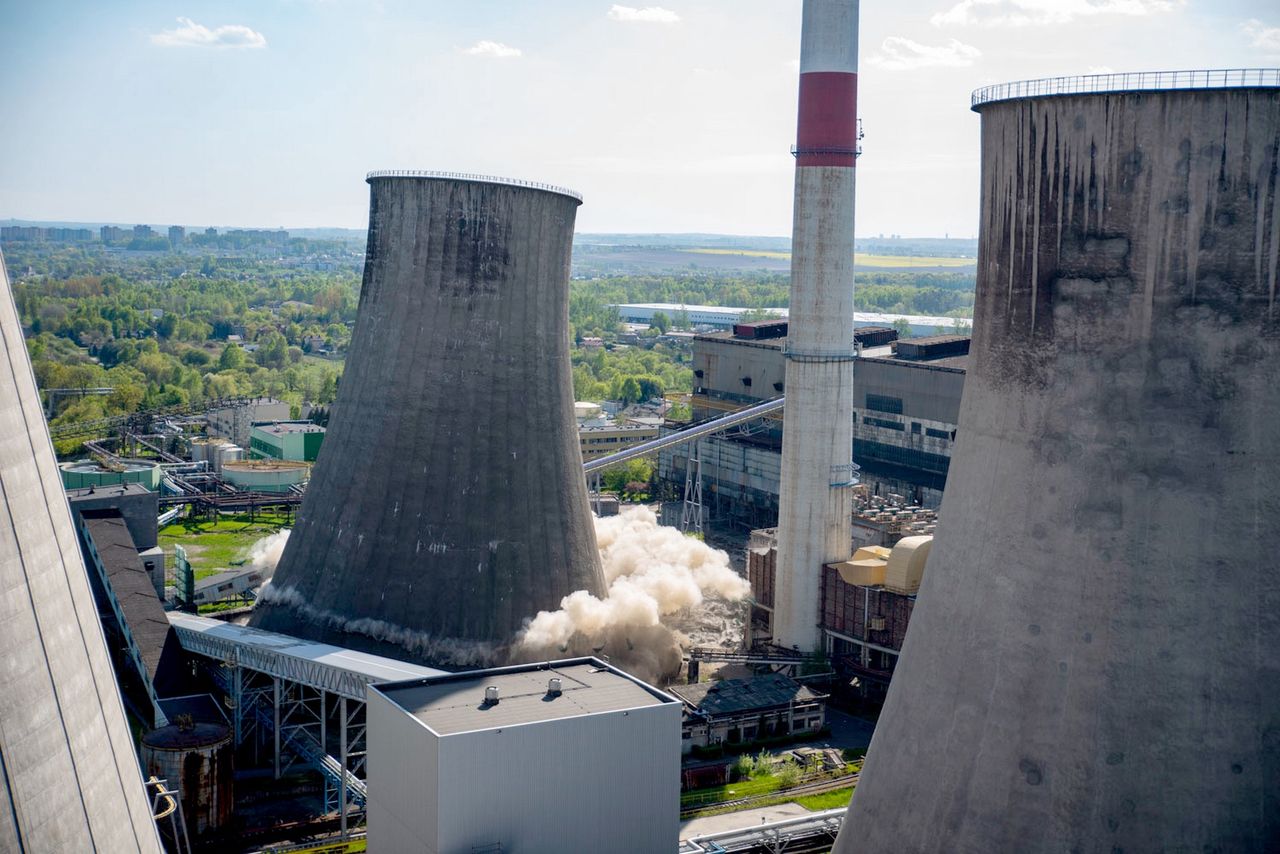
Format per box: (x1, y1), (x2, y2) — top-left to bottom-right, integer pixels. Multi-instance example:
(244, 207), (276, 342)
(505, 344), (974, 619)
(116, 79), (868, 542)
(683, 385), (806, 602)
(792, 786), (854, 811)
(681, 774), (785, 808)
(159, 511), (290, 578)
(679, 248), (976, 268)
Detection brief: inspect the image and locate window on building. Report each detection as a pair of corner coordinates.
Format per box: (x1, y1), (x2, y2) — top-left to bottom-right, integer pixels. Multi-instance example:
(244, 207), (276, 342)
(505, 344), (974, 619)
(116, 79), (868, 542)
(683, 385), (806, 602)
(864, 416), (905, 431)
(866, 393), (904, 414)
(926, 427), (951, 440)
(911, 422), (921, 434)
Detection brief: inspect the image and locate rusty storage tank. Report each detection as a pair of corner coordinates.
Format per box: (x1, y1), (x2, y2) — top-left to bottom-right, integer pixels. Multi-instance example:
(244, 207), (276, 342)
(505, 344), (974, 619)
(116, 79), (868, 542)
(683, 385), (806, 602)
(837, 70), (1280, 853)
(252, 172), (606, 665)
(141, 722), (234, 835)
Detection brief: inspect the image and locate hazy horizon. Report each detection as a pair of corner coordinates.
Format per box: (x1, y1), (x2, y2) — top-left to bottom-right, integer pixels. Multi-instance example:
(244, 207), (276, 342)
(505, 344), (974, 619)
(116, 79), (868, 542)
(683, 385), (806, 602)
(4, 2), (1275, 235)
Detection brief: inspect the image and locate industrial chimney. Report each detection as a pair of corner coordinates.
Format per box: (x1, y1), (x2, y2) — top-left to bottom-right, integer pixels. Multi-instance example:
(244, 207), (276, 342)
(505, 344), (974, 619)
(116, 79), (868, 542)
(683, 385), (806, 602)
(0, 252), (163, 852)
(772, 0), (861, 651)
(837, 72), (1280, 851)
(252, 172), (607, 662)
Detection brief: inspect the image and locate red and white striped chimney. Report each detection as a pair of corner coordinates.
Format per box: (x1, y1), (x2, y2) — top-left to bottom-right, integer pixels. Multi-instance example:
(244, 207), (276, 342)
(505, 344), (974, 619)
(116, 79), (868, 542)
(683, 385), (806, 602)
(773, 0), (860, 651)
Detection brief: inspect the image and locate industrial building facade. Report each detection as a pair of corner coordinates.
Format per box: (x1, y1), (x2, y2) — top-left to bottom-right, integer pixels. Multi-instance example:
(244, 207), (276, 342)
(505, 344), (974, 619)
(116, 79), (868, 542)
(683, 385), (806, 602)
(748, 520), (934, 684)
(368, 658), (680, 853)
(669, 673), (828, 754)
(248, 420), (325, 462)
(659, 326), (967, 526)
(579, 421), (660, 462)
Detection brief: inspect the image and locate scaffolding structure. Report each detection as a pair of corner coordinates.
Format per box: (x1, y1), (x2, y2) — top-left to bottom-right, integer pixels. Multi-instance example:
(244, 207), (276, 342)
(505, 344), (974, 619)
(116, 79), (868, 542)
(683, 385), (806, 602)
(169, 613), (440, 837)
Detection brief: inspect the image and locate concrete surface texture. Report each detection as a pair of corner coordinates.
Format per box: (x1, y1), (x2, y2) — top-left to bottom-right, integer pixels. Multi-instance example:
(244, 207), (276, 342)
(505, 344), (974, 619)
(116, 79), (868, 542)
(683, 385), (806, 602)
(0, 252), (163, 852)
(773, 0), (860, 650)
(838, 86), (1280, 851)
(680, 803), (811, 839)
(253, 175), (605, 664)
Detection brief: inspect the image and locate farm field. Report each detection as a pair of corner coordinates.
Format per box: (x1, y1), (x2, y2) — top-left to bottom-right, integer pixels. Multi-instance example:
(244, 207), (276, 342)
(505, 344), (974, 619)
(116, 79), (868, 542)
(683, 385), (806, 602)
(681, 247), (976, 268)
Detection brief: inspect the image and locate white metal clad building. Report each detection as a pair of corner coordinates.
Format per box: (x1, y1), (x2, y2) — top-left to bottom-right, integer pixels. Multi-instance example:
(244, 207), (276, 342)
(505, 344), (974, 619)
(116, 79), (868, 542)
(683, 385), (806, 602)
(368, 658), (681, 853)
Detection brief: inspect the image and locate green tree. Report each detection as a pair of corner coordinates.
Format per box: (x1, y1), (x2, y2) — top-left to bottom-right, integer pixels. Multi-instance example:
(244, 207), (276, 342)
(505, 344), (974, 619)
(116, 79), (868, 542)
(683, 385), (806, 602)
(255, 330), (289, 369)
(891, 318), (913, 339)
(601, 458), (654, 494)
(615, 376), (643, 405)
(738, 307), (781, 323)
(650, 311), (670, 334)
(218, 343), (245, 371)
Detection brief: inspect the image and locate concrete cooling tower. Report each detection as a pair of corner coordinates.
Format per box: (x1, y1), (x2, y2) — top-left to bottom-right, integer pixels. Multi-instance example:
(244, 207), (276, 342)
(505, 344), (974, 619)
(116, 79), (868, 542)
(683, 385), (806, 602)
(0, 252), (162, 852)
(837, 73), (1280, 852)
(253, 172), (606, 663)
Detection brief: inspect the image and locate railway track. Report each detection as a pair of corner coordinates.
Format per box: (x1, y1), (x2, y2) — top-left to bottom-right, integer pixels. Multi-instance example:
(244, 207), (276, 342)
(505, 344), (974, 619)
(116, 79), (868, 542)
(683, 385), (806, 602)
(680, 771), (858, 818)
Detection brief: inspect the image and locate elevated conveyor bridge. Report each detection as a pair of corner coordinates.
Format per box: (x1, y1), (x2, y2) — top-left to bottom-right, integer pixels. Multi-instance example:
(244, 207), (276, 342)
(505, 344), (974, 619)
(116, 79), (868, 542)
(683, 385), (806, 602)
(168, 613), (444, 837)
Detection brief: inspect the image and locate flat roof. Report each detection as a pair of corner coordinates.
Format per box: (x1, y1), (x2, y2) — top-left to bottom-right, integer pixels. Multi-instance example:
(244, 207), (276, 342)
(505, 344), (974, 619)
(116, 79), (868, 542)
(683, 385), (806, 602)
(617, 304), (970, 328)
(374, 658), (676, 736)
(254, 421), (324, 435)
(168, 612), (445, 689)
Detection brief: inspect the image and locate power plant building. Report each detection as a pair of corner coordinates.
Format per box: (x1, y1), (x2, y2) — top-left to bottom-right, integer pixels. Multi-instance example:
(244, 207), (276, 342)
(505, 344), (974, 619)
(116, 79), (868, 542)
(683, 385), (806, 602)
(660, 326), (966, 527)
(248, 420), (325, 461)
(367, 658), (680, 853)
(253, 173), (606, 662)
(0, 252), (163, 852)
(838, 72), (1280, 852)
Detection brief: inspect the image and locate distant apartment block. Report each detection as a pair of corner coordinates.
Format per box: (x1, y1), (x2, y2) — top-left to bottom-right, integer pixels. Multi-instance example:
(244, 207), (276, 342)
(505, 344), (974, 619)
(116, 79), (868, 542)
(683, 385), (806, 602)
(1, 226), (93, 242)
(579, 421), (659, 462)
(168, 225), (185, 248)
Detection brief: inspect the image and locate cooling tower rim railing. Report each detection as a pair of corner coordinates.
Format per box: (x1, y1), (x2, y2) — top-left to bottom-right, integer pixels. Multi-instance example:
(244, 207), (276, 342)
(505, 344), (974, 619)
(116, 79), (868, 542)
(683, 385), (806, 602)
(971, 67), (1280, 110)
(365, 170), (583, 203)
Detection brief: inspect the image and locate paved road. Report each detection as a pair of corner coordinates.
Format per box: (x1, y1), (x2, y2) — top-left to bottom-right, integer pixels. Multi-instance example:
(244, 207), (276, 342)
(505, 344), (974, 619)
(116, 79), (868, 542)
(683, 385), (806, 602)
(680, 803), (811, 839)
(813, 708), (877, 751)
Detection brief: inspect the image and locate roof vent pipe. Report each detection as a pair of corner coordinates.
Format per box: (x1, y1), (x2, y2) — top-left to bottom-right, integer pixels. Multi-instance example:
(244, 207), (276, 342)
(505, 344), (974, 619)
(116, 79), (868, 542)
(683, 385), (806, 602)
(548, 677), (562, 696)
(484, 686), (500, 705)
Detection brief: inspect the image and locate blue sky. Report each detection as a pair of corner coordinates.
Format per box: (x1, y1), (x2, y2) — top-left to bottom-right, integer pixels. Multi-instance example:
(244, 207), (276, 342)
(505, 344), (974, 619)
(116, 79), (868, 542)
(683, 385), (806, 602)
(2, 1), (1277, 236)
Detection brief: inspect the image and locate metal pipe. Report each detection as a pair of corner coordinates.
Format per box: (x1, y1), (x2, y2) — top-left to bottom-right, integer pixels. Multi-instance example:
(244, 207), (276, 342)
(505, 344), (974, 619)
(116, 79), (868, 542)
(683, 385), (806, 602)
(581, 396), (784, 474)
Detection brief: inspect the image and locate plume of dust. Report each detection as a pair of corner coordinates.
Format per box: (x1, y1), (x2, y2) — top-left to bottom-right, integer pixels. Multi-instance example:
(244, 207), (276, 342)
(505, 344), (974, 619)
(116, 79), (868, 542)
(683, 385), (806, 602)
(246, 529), (291, 581)
(511, 506), (751, 683)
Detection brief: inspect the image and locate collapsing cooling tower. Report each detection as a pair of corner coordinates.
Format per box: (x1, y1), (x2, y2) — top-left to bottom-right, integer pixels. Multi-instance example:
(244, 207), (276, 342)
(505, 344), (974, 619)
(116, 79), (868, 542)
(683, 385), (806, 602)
(837, 75), (1280, 851)
(253, 173), (606, 662)
(0, 253), (163, 852)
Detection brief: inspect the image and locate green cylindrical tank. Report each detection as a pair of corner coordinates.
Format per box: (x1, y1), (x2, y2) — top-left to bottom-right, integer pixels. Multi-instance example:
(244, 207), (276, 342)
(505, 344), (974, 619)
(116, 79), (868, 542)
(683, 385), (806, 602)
(221, 459), (309, 493)
(59, 459), (162, 491)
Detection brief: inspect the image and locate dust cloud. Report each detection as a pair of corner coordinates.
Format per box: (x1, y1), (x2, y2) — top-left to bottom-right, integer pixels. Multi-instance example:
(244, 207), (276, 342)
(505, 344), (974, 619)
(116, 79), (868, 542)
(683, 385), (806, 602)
(248, 507), (753, 681)
(245, 529), (290, 580)
(512, 506), (751, 683)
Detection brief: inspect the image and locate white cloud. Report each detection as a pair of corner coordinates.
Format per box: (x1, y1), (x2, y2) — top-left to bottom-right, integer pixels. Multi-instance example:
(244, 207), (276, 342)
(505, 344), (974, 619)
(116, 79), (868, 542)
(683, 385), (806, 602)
(462, 40), (522, 58)
(931, 0), (1180, 28)
(868, 37), (981, 70)
(150, 17), (266, 49)
(1242, 19), (1280, 55)
(608, 5), (681, 24)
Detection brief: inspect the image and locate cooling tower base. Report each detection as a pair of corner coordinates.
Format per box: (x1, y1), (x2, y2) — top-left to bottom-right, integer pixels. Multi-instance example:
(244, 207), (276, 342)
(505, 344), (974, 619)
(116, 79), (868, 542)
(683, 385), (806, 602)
(254, 592), (501, 669)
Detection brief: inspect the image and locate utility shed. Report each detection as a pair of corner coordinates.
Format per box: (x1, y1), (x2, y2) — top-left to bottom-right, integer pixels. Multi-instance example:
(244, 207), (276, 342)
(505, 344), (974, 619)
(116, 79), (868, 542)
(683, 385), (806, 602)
(367, 658), (681, 854)
(668, 673), (827, 754)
